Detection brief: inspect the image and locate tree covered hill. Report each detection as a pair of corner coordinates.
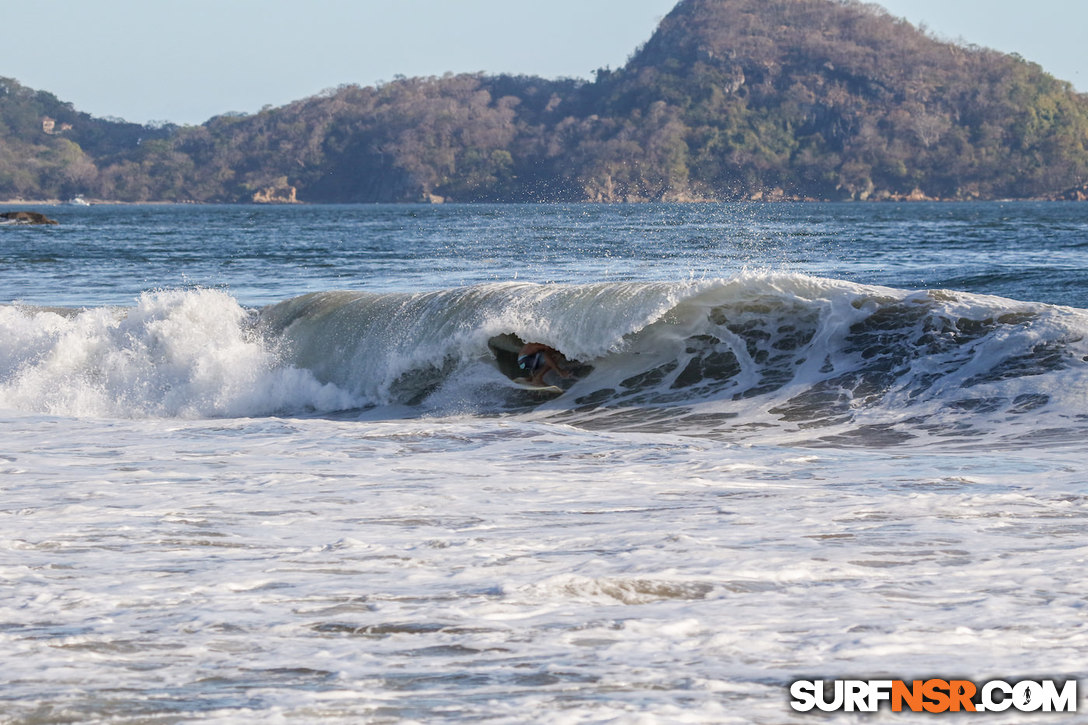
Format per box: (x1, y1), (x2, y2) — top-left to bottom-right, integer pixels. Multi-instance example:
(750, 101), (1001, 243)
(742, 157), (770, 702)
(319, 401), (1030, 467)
(0, 77), (174, 201)
(2, 0), (1087, 203)
(600, 0), (1088, 200)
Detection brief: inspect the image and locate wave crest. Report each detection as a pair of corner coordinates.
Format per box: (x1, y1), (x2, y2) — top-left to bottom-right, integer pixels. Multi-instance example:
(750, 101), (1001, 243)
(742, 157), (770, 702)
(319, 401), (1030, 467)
(0, 289), (357, 418)
(261, 274), (1088, 445)
(3, 276), (1085, 447)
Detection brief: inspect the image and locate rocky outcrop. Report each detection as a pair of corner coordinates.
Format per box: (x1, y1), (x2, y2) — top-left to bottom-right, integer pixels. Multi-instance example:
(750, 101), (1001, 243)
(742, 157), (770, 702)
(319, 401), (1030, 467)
(1, 211), (58, 224)
(251, 181), (298, 204)
(1057, 184), (1088, 201)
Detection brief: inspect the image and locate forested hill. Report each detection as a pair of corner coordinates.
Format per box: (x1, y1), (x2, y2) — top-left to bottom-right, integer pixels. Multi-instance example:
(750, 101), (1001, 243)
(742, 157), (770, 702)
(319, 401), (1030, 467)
(3, 0), (1088, 203)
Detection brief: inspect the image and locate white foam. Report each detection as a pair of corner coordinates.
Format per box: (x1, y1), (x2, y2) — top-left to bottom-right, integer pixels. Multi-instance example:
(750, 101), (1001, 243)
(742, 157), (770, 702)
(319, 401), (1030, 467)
(2, 413), (1086, 721)
(0, 290), (359, 418)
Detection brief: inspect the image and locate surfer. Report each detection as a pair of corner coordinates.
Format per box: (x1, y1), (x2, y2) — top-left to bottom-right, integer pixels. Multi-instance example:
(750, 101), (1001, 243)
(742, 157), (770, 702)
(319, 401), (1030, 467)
(517, 343), (572, 386)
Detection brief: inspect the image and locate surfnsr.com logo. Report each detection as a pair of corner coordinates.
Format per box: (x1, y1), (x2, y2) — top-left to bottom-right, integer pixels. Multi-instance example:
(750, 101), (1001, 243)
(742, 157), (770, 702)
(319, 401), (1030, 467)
(789, 679), (1078, 713)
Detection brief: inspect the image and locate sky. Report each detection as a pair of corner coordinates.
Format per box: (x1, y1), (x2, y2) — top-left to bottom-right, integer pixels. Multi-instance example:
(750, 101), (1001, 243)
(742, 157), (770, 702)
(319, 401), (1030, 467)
(2, 0), (1085, 126)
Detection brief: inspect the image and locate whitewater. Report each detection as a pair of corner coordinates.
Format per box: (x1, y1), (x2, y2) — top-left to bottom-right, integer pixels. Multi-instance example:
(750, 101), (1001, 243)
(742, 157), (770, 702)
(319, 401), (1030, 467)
(1, 202), (1087, 723)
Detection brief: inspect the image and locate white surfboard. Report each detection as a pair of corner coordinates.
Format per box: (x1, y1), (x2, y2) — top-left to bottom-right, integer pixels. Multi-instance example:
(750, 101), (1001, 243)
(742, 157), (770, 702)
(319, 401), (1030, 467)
(511, 378), (564, 394)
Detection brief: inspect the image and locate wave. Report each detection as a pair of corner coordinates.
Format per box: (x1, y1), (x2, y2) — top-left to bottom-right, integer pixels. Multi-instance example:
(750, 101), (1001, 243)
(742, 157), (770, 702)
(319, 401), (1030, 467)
(257, 274), (1088, 445)
(0, 289), (355, 419)
(3, 276), (1087, 446)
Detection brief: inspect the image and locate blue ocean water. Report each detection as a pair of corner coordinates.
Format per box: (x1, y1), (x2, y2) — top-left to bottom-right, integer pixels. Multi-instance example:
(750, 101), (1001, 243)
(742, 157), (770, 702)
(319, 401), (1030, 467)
(1, 202), (1087, 723)
(3, 202), (1086, 307)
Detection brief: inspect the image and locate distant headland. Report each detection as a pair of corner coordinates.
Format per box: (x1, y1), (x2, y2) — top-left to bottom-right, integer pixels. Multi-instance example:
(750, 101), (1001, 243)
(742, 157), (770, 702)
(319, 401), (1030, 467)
(2, 0), (1087, 204)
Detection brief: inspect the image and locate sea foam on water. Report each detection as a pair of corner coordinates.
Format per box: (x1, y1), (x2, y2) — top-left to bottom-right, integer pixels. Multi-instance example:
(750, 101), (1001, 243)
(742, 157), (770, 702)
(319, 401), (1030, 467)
(0, 289), (356, 418)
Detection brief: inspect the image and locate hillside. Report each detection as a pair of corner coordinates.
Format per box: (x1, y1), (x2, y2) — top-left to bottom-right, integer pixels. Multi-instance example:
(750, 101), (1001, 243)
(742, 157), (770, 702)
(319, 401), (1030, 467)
(2, 0), (1087, 203)
(598, 0), (1088, 200)
(0, 77), (172, 201)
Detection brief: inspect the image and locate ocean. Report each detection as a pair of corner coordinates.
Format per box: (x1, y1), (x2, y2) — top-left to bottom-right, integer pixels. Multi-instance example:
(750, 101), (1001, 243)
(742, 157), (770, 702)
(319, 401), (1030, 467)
(1, 202), (1087, 723)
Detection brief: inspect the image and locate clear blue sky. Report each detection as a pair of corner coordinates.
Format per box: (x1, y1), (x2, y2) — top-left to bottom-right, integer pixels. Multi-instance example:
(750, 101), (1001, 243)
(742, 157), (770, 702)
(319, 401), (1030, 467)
(2, 1), (1084, 126)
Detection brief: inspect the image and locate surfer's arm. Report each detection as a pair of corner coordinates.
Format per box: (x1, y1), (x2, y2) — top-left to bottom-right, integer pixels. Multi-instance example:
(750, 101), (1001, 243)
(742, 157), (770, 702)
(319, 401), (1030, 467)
(540, 351), (572, 378)
(519, 342), (549, 356)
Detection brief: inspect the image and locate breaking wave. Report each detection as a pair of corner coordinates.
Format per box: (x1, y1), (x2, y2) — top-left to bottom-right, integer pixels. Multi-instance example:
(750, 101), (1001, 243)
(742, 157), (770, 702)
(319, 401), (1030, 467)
(3, 275), (1087, 446)
(0, 289), (355, 418)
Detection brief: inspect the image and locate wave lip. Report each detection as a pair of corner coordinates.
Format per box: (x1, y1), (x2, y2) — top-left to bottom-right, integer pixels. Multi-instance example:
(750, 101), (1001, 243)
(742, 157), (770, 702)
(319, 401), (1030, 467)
(260, 274), (1088, 445)
(256, 281), (694, 407)
(2, 276), (1085, 448)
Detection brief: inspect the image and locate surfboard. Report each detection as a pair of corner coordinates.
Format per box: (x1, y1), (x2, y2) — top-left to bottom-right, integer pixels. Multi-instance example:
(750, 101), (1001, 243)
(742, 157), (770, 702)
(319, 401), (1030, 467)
(511, 377), (564, 395)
